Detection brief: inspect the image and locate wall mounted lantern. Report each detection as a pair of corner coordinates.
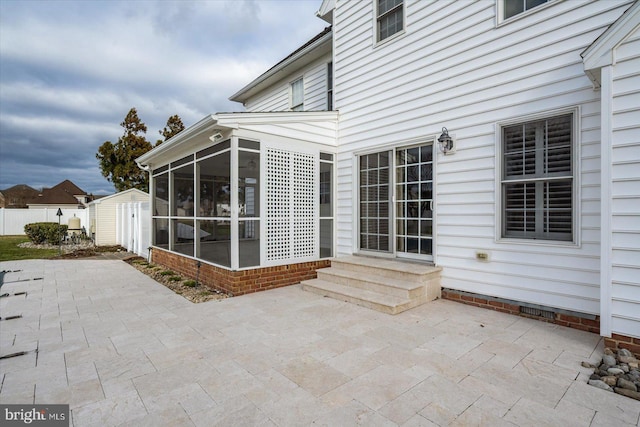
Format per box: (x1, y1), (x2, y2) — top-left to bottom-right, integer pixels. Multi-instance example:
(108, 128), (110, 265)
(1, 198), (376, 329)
(437, 127), (455, 154)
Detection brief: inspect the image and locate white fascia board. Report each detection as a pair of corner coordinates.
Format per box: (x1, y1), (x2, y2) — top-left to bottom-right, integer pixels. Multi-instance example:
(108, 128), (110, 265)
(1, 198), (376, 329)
(229, 31), (332, 104)
(582, 1), (640, 83)
(214, 111), (338, 127)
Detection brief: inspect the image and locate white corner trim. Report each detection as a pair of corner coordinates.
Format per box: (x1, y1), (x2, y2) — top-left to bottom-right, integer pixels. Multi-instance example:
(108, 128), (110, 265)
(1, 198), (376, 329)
(599, 65), (613, 338)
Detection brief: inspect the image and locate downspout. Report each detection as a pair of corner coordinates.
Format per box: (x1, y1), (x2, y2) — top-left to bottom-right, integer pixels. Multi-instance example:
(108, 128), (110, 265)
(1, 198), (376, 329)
(599, 65), (613, 338)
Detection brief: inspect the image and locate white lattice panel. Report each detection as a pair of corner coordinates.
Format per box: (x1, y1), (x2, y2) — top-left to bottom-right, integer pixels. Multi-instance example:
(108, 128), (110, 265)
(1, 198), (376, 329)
(293, 153), (316, 258)
(265, 148), (316, 262)
(266, 149), (291, 261)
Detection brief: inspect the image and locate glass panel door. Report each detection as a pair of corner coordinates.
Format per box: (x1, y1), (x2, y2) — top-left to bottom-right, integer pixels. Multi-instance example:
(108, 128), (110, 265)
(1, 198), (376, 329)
(395, 144), (433, 260)
(359, 152), (391, 252)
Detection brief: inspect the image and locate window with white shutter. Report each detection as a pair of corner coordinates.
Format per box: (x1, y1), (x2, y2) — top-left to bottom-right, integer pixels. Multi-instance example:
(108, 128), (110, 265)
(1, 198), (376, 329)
(501, 113), (574, 241)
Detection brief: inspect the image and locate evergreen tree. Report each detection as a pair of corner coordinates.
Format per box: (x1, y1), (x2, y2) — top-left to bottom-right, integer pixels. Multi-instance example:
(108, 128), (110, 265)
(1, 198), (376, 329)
(157, 114), (185, 146)
(97, 108), (152, 192)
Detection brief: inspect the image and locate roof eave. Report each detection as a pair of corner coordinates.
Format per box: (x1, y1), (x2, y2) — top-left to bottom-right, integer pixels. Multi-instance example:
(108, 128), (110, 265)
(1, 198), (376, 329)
(136, 115), (220, 168)
(582, 1), (640, 86)
(229, 30), (332, 104)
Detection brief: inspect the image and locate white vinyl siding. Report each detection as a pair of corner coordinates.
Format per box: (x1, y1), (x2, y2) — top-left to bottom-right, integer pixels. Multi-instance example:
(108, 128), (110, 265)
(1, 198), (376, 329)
(610, 28), (640, 338)
(243, 53), (333, 112)
(334, 0), (633, 314)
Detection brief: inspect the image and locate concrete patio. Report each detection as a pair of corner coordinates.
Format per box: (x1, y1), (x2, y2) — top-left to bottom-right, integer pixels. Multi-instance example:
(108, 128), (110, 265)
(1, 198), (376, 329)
(1, 259), (639, 426)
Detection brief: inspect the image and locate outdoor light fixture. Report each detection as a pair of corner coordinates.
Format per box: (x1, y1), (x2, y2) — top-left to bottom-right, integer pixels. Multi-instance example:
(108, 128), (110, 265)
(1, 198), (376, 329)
(209, 132), (223, 142)
(437, 127), (454, 154)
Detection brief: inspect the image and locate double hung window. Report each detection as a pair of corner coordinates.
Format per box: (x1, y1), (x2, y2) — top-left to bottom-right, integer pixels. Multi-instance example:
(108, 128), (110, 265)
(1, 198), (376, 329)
(291, 78), (304, 111)
(377, 0), (404, 42)
(501, 113), (574, 242)
(503, 0), (548, 20)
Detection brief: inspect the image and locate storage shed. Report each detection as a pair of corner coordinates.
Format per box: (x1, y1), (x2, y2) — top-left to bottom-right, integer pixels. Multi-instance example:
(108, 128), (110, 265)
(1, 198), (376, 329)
(87, 189), (148, 246)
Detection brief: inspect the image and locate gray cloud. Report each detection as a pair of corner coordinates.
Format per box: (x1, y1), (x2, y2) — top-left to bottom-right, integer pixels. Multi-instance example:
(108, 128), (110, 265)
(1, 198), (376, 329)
(0, 0), (325, 194)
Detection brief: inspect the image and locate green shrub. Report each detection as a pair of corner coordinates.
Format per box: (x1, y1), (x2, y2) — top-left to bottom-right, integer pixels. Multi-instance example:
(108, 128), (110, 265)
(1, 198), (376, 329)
(183, 280), (197, 287)
(168, 276), (181, 282)
(159, 270), (175, 276)
(24, 222), (68, 244)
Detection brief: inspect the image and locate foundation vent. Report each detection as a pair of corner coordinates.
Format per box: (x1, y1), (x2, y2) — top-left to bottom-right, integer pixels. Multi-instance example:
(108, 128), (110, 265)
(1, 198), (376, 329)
(520, 306), (555, 319)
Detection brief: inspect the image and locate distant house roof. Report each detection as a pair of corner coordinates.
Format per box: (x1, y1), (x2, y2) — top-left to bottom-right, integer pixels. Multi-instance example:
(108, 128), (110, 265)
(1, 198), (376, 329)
(50, 179), (87, 196)
(229, 26), (332, 104)
(0, 184), (40, 208)
(26, 179), (92, 208)
(33, 187), (82, 206)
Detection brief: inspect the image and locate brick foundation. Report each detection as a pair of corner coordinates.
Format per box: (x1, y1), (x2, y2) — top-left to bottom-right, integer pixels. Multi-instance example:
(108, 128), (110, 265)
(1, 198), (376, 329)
(151, 248), (330, 296)
(441, 288), (601, 334)
(604, 334), (640, 359)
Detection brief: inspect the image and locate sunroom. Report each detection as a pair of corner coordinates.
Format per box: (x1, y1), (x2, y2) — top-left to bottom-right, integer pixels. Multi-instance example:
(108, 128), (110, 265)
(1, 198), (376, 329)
(136, 112), (338, 295)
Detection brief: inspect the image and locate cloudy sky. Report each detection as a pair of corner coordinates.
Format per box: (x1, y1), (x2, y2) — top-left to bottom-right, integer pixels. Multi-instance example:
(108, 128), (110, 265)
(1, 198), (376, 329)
(0, 0), (327, 195)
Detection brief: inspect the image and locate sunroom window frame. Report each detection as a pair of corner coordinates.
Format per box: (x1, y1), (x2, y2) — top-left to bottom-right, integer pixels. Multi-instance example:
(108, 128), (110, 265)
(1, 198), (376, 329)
(496, 107), (580, 246)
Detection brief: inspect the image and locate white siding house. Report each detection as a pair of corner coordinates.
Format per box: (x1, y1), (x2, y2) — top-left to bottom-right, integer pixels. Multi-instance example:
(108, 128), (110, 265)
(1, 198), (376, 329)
(137, 0), (640, 346)
(87, 188), (148, 246)
(582, 0), (640, 341)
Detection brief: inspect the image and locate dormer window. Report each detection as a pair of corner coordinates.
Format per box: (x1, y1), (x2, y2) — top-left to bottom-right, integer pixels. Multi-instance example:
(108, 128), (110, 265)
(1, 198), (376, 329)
(503, 0), (548, 20)
(291, 78), (304, 111)
(377, 0), (404, 42)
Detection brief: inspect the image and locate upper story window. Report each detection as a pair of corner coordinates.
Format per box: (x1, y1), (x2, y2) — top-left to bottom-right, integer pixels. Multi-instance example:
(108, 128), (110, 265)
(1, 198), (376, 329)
(290, 78), (304, 111)
(377, 0), (404, 42)
(503, 0), (548, 20)
(327, 62), (333, 110)
(500, 112), (575, 242)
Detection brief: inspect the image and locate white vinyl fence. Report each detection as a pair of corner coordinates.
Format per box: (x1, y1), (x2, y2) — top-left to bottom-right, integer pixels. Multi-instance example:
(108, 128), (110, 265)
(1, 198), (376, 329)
(0, 208), (89, 236)
(116, 201), (150, 259)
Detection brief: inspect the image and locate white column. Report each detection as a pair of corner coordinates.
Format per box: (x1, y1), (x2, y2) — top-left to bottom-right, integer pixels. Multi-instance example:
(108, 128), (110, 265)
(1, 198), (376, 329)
(600, 65), (613, 338)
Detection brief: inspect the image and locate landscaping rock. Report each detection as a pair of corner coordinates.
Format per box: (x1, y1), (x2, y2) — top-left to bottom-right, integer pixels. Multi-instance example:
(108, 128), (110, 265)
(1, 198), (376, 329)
(602, 354), (617, 367)
(588, 380), (612, 391)
(619, 355), (639, 364)
(618, 348), (633, 357)
(586, 348), (640, 402)
(617, 378), (638, 392)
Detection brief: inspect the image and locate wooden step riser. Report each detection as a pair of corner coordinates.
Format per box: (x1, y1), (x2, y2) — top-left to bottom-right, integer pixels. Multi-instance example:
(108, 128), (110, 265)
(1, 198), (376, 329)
(317, 270), (425, 299)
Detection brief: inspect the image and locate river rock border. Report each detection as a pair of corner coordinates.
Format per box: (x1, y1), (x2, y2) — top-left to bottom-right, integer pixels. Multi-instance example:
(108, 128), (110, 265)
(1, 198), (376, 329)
(583, 348), (640, 401)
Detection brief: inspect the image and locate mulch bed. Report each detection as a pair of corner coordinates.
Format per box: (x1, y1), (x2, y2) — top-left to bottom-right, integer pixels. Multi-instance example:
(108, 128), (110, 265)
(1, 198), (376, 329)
(124, 257), (230, 303)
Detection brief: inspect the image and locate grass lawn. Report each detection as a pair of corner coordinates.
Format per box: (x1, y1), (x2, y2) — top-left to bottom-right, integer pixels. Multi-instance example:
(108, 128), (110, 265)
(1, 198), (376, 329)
(0, 235), (58, 261)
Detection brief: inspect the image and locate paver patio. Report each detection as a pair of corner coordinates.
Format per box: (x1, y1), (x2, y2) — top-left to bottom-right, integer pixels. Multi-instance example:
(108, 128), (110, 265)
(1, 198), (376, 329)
(1, 259), (639, 426)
